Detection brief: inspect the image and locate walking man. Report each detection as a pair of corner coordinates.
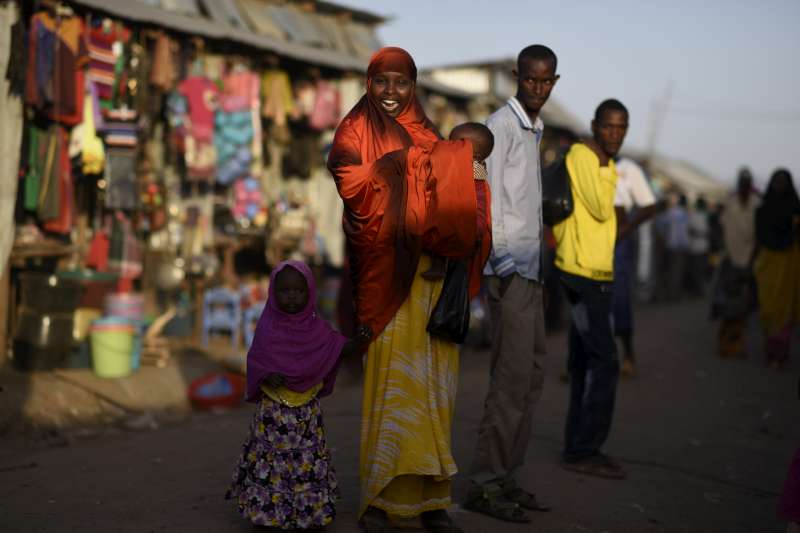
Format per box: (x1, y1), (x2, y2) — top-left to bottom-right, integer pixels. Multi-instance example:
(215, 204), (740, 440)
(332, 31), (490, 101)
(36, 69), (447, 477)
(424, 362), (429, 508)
(554, 99), (628, 479)
(463, 44), (558, 524)
(612, 156), (661, 377)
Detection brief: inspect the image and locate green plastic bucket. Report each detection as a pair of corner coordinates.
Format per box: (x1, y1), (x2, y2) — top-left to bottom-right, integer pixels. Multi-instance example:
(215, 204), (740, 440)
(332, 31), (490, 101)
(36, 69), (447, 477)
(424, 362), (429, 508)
(90, 319), (134, 378)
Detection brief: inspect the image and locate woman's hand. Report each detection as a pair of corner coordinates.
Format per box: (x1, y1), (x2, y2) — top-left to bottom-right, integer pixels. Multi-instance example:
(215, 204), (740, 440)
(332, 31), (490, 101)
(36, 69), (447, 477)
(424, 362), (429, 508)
(355, 325), (373, 344)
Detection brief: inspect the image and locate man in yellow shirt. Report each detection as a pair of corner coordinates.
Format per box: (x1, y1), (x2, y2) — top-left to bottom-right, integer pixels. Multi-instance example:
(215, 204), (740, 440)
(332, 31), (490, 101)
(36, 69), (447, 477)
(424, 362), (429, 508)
(553, 99), (628, 479)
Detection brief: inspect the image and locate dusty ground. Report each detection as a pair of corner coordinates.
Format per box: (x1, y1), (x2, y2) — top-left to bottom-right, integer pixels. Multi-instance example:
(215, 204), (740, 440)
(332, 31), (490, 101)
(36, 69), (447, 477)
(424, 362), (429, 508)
(1, 298), (798, 533)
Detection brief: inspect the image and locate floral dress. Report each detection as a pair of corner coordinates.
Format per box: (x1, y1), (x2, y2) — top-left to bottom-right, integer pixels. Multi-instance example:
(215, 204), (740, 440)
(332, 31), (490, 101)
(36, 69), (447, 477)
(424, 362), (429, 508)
(226, 392), (339, 529)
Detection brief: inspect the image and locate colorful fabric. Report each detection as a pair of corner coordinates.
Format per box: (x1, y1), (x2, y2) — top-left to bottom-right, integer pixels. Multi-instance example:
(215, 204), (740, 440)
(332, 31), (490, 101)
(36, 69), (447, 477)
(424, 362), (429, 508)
(360, 255), (458, 517)
(100, 108), (138, 149)
(328, 46), (490, 337)
(25, 12), (87, 126)
(261, 69), (295, 126)
(553, 143), (619, 281)
(178, 76), (218, 142)
(309, 80), (341, 130)
(149, 31), (177, 91)
(226, 396), (339, 529)
(24, 125), (42, 211)
(87, 24), (118, 100)
(246, 260), (346, 402)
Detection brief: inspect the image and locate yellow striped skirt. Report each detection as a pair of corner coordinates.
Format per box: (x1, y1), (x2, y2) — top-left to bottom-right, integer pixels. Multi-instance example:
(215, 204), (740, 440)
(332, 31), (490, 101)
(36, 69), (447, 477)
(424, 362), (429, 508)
(359, 255), (459, 518)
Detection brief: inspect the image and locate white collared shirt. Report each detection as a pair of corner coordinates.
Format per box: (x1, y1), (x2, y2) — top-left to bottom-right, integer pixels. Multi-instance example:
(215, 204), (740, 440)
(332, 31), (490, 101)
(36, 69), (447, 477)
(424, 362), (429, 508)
(483, 97), (544, 280)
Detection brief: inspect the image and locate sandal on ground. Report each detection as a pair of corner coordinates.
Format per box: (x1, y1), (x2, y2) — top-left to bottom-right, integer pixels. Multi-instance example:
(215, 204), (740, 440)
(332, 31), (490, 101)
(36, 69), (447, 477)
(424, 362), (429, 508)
(561, 456), (626, 480)
(505, 487), (552, 512)
(461, 490), (531, 523)
(359, 506), (390, 533)
(421, 510), (464, 533)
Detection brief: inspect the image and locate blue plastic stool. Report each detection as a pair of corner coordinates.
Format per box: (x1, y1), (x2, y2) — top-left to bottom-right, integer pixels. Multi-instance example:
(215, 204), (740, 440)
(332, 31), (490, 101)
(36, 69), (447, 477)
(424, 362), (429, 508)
(201, 287), (242, 348)
(242, 302), (265, 349)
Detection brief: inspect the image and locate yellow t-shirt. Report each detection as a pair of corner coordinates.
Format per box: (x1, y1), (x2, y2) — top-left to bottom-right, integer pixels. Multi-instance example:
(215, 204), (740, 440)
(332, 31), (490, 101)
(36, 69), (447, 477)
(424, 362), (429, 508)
(553, 143), (618, 281)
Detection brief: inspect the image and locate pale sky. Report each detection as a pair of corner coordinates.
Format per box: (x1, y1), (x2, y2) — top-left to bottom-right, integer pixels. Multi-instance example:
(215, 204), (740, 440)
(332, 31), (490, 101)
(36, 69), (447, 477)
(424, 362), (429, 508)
(339, 0), (800, 190)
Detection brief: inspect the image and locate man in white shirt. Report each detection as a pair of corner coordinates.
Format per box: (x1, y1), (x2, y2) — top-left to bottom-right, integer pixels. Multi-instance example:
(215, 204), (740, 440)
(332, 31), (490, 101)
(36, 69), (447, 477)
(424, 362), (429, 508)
(612, 157), (660, 377)
(463, 44), (559, 524)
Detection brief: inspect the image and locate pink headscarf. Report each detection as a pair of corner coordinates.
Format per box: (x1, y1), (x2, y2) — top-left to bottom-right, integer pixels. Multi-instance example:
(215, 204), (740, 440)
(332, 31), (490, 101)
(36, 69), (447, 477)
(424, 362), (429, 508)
(246, 260), (347, 402)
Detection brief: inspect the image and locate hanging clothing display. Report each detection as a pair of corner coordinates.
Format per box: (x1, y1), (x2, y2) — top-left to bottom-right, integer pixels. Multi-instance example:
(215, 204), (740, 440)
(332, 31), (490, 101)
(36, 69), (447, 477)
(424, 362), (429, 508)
(25, 11), (88, 126)
(99, 107), (139, 210)
(87, 19), (128, 101)
(308, 80), (341, 131)
(179, 75), (219, 181)
(261, 69), (294, 127)
(150, 31), (178, 91)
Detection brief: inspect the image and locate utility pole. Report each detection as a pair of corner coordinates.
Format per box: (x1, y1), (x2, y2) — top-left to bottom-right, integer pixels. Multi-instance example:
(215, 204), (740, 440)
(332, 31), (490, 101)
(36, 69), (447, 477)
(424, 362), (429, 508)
(646, 81), (673, 171)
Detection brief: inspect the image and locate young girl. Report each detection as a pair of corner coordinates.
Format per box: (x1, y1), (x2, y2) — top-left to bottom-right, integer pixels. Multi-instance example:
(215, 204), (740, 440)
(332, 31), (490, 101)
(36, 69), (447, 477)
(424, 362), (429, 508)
(226, 260), (371, 529)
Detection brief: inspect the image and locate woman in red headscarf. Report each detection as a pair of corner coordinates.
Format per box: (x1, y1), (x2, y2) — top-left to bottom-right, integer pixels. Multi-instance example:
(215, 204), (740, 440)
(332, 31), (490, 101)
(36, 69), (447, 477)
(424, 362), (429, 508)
(328, 47), (490, 532)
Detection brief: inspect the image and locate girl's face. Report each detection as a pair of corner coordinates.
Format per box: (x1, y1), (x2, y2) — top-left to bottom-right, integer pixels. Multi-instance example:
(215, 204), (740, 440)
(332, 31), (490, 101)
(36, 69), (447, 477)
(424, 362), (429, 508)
(273, 267), (309, 314)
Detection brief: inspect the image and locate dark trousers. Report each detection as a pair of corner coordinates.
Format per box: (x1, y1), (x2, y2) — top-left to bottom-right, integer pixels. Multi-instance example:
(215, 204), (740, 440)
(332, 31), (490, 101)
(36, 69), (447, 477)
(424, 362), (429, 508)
(560, 271), (619, 461)
(612, 236), (635, 337)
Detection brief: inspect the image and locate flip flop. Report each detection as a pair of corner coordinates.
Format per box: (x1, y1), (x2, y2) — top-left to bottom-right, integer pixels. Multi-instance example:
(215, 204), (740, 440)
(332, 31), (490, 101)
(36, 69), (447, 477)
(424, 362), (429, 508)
(505, 487), (552, 512)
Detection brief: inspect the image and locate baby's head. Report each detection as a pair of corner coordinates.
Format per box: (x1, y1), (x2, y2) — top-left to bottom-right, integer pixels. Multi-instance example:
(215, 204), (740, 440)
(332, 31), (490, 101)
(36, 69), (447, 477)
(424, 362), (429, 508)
(449, 122), (494, 163)
(273, 265), (309, 315)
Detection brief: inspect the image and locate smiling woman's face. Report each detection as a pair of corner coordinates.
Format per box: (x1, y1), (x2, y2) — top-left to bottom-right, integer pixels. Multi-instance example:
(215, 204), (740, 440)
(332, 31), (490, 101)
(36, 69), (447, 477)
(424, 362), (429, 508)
(368, 71), (414, 117)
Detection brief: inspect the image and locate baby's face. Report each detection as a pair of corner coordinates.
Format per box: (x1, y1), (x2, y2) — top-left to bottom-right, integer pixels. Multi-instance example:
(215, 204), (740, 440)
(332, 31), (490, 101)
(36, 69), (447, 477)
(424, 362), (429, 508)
(451, 133), (491, 162)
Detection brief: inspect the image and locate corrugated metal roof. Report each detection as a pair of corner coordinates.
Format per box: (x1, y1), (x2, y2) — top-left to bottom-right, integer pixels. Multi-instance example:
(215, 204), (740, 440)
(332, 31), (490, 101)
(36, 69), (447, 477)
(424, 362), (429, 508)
(72, 0), (226, 37)
(199, 0), (249, 31)
(65, 0), (469, 99)
(68, 0), (364, 70)
(265, 4), (326, 47)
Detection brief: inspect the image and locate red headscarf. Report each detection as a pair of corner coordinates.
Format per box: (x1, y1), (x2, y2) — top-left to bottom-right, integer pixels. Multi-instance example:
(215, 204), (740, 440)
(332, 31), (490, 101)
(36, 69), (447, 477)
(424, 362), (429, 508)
(328, 47), (491, 338)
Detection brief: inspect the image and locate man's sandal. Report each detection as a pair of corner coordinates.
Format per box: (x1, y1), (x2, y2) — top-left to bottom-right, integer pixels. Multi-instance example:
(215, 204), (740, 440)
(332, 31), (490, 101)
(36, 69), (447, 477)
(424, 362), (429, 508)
(461, 491), (531, 523)
(505, 487), (552, 512)
(421, 510), (464, 533)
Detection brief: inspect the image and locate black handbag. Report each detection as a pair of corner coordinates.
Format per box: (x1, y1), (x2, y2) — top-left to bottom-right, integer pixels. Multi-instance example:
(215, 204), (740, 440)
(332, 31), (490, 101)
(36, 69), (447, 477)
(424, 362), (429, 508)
(426, 259), (470, 344)
(541, 148), (574, 226)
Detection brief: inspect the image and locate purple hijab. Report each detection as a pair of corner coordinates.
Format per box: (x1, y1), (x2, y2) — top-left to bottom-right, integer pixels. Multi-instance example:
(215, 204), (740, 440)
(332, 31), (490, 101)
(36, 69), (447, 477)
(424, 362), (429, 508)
(246, 260), (347, 402)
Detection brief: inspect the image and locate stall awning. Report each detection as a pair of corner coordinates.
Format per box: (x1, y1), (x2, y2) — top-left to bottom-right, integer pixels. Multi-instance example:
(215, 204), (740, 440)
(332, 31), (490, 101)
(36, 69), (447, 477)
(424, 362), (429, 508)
(67, 0), (367, 71)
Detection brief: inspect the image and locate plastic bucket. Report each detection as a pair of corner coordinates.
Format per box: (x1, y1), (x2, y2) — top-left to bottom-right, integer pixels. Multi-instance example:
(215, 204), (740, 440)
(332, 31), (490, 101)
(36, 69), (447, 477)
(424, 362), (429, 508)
(89, 318), (135, 378)
(105, 293), (145, 321)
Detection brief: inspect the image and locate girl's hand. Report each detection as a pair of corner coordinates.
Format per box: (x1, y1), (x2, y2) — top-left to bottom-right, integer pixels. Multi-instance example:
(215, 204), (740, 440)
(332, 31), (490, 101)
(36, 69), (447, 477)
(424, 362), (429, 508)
(341, 325), (373, 357)
(265, 373), (284, 389)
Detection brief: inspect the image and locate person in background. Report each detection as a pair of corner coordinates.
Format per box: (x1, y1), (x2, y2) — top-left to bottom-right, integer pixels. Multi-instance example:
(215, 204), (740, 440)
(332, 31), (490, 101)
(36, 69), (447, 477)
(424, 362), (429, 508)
(554, 99), (627, 479)
(687, 196), (711, 297)
(712, 168), (759, 358)
(463, 44), (559, 524)
(612, 156), (660, 377)
(663, 194), (690, 301)
(753, 168), (800, 368)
